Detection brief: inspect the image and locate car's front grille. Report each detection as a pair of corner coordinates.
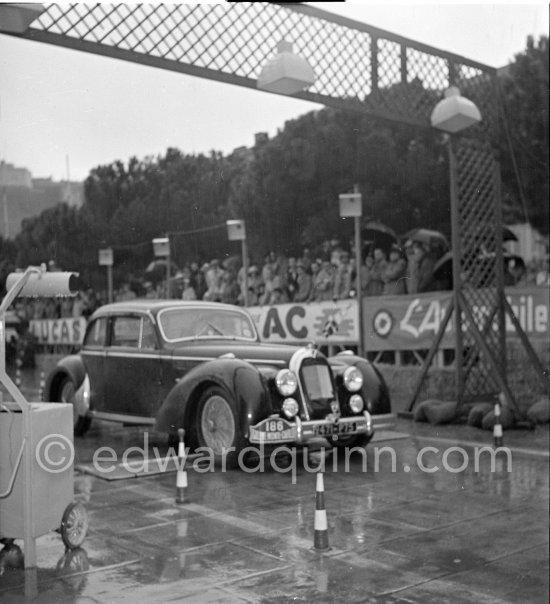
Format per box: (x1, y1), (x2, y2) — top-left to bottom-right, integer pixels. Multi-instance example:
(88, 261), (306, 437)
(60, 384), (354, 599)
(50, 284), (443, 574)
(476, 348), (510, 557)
(299, 359), (335, 419)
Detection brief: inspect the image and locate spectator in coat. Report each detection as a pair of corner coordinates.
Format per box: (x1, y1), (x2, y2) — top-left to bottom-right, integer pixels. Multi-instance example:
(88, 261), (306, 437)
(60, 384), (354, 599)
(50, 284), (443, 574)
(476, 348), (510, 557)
(312, 260), (335, 301)
(333, 251), (353, 300)
(260, 263), (277, 305)
(181, 277), (197, 301)
(383, 244), (408, 295)
(285, 257), (299, 301)
(293, 261), (313, 302)
(220, 270), (241, 305)
(411, 242), (436, 293)
(355, 255), (372, 298)
(367, 248), (387, 296)
(204, 259), (223, 301)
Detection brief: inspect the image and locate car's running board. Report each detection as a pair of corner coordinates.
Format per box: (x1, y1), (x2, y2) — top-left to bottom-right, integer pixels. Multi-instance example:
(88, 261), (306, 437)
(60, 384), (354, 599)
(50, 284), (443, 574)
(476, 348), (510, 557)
(372, 413), (397, 430)
(88, 411), (156, 425)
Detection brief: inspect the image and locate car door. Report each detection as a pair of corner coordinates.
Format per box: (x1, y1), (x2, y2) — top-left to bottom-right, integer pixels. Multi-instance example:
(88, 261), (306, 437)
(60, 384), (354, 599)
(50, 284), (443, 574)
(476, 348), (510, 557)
(80, 316), (108, 411)
(102, 314), (163, 419)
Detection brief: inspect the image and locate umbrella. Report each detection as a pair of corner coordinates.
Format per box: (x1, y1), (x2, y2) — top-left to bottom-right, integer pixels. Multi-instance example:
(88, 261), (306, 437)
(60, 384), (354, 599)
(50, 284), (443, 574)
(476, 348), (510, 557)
(145, 259), (179, 277)
(361, 220), (397, 252)
(502, 226), (518, 242)
(433, 250), (525, 286)
(403, 228), (449, 251)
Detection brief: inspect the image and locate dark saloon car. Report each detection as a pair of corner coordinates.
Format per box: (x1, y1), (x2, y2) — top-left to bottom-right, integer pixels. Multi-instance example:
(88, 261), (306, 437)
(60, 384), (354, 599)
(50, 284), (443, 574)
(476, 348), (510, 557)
(46, 300), (392, 464)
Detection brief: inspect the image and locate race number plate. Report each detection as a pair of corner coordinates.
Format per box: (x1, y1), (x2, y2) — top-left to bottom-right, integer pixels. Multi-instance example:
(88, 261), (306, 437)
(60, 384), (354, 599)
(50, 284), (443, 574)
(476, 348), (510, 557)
(314, 422), (358, 437)
(249, 417), (298, 443)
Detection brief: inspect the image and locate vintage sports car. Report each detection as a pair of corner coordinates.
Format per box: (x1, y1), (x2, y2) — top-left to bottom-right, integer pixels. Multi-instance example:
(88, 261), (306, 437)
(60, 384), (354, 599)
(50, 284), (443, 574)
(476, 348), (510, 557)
(46, 300), (392, 464)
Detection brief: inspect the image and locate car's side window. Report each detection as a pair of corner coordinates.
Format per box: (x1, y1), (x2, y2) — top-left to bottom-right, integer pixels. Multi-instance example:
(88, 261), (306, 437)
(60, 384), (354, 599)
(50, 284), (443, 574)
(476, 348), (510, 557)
(83, 317), (108, 347)
(140, 317), (158, 350)
(111, 316), (140, 348)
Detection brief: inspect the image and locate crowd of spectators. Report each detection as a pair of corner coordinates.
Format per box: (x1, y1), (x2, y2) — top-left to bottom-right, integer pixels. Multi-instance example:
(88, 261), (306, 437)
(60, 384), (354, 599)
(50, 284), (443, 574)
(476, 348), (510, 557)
(8, 239), (550, 322)
(120, 238), (550, 307)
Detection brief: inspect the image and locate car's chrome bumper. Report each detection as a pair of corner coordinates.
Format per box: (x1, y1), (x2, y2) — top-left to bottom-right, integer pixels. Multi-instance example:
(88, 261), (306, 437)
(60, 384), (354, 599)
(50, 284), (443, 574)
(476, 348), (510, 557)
(248, 411), (373, 445)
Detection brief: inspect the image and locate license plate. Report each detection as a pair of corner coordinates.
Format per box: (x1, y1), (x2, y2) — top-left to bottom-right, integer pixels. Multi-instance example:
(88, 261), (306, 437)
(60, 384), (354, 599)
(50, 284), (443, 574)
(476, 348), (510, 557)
(249, 418), (298, 443)
(314, 422), (358, 437)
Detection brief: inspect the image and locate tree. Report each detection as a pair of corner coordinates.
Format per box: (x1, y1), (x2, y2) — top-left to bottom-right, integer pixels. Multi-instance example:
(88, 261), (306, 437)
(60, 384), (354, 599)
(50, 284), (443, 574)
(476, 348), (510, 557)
(499, 35), (549, 234)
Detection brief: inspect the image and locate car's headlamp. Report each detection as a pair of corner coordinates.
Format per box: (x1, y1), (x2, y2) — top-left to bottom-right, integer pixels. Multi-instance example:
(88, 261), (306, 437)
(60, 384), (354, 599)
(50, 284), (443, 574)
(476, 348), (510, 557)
(349, 394), (364, 413)
(343, 366), (363, 392)
(275, 369), (298, 396)
(282, 398), (299, 418)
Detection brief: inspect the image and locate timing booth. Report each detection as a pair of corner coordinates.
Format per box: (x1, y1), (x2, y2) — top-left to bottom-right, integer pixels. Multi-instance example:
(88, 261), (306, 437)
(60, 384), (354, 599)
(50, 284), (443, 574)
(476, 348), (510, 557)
(0, 267), (88, 568)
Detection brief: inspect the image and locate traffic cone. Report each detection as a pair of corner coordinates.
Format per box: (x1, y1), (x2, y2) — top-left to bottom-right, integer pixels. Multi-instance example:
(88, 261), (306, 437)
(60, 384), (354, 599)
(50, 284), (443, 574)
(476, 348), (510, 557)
(15, 358), (22, 389)
(38, 371), (46, 401)
(175, 429), (188, 504)
(313, 472), (330, 552)
(493, 398), (503, 447)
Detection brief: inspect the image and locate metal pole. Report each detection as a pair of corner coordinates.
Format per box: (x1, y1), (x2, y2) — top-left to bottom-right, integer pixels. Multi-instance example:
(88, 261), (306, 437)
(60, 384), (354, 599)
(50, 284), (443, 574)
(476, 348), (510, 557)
(353, 184), (365, 357)
(107, 264), (113, 304)
(242, 238), (249, 307)
(448, 135), (464, 406)
(354, 213), (364, 357)
(166, 237), (171, 299)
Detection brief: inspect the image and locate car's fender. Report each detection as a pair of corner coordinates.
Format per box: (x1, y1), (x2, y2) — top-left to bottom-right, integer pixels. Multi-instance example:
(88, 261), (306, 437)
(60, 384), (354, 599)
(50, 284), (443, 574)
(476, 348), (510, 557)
(45, 354), (87, 402)
(328, 352), (391, 415)
(155, 357), (271, 446)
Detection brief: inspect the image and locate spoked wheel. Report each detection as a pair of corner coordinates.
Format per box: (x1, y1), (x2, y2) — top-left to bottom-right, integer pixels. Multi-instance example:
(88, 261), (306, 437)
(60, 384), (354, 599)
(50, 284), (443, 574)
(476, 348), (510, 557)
(196, 386), (246, 468)
(59, 502), (88, 550)
(59, 376), (91, 436)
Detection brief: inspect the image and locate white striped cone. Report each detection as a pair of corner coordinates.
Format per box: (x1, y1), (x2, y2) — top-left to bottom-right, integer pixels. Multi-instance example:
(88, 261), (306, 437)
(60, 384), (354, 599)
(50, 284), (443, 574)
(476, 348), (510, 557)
(313, 472), (330, 552)
(15, 360), (22, 389)
(493, 401), (503, 447)
(38, 371), (46, 401)
(175, 428), (189, 504)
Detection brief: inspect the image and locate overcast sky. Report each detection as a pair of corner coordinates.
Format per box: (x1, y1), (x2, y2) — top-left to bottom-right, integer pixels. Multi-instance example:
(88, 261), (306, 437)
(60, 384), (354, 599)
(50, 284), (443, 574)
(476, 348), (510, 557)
(0, 1), (548, 182)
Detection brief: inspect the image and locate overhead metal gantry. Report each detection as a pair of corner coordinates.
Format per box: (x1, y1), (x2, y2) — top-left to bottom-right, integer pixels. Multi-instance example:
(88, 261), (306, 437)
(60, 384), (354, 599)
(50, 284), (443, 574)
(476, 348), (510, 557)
(5, 3), (497, 133)
(2, 3), (545, 412)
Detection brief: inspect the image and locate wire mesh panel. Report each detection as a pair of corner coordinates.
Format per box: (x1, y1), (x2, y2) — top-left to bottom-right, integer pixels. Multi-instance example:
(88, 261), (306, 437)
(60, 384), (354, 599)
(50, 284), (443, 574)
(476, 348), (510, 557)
(12, 2), (537, 411)
(21, 3), (497, 132)
(455, 139), (505, 401)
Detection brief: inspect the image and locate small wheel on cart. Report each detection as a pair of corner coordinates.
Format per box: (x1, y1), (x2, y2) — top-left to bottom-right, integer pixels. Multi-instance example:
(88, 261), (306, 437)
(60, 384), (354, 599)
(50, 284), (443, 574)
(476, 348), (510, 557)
(59, 501), (88, 550)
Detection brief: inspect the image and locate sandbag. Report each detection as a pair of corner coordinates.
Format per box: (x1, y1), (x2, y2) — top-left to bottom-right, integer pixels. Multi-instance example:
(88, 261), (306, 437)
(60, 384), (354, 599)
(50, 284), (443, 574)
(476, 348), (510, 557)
(413, 400), (430, 422)
(423, 400), (457, 425)
(467, 403), (493, 427)
(526, 397), (550, 425)
(481, 406), (515, 431)
(413, 399), (443, 422)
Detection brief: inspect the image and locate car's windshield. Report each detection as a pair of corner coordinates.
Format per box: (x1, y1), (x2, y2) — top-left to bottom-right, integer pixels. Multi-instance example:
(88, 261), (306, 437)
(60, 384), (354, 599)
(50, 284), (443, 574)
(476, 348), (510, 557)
(158, 307), (258, 342)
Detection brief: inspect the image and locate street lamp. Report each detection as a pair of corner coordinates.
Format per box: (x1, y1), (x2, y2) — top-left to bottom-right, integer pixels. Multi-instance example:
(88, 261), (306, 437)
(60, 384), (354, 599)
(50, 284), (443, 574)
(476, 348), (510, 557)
(430, 86), (481, 402)
(152, 237), (171, 299)
(226, 220), (248, 306)
(0, 4), (45, 34)
(338, 188), (364, 357)
(257, 40), (315, 95)
(431, 86), (481, 133)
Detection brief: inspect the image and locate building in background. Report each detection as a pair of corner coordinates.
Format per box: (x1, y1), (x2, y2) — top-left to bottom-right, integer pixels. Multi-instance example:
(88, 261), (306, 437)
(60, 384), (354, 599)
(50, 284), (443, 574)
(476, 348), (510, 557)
(0, 160), (83, 238)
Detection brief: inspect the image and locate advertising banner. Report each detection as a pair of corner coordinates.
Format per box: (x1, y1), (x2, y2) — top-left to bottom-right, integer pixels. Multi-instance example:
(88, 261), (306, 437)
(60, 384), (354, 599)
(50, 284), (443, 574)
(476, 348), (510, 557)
(29, 317), (87, 346)
(247, 299), (358, 345)
(27, 287), (547, 351)
(249, 286), (548, 350)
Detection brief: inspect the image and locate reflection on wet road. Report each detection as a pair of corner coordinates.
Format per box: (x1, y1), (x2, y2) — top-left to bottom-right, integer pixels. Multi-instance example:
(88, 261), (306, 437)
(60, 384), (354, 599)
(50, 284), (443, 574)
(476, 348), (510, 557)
(1, 410), (548, 603)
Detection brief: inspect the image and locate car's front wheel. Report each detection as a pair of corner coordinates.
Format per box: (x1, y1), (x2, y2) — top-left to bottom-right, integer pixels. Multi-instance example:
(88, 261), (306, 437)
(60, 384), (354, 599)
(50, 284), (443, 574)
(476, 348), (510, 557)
(58, 376), (91, 437)
(196, 386), (246, 469)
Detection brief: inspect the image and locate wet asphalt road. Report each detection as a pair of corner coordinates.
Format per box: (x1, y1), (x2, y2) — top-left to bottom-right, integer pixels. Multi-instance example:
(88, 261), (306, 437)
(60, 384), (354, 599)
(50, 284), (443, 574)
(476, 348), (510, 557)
(0, 365), (548, 603)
